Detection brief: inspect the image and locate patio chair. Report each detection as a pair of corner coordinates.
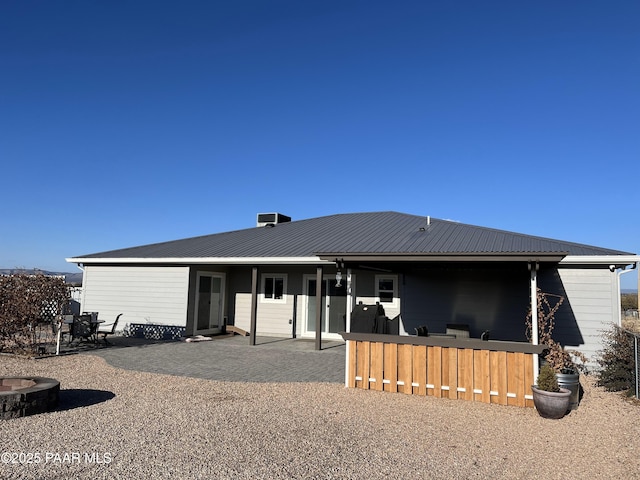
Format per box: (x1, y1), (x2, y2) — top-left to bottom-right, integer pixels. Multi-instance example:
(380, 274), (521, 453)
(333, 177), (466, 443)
(71, 314), (93, 343)
(414, 325), (428, 336)
(97, 314), (122, 345)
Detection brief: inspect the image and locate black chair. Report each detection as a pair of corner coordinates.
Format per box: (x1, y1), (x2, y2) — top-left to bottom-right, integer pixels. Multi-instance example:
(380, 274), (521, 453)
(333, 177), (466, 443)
(97, 314), (122, 345)
(71, 314), (93, 343)
(414, 325), (428, 336)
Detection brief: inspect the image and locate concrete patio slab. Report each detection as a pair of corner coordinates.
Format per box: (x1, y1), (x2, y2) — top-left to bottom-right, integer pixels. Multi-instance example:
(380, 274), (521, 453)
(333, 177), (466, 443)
(83, 335), (346, 383)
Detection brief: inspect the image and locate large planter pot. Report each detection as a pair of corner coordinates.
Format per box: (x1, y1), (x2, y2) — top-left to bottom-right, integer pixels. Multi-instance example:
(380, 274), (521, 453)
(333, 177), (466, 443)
(531, 386), (571, 419)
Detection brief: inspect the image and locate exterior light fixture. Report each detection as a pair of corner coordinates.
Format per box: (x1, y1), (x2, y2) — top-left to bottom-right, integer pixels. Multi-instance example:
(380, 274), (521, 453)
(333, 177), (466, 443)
(334, 258), (345, 287)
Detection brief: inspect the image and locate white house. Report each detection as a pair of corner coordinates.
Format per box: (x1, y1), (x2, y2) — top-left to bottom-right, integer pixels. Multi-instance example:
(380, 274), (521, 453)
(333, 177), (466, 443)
(67, 211), (638, 363)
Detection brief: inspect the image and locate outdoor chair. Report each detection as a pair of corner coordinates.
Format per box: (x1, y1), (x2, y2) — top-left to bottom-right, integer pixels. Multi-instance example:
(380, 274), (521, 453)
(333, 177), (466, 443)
(71, 314), (93, 343)
(97, 313), (122, 345)
(414, 325), (428, 336)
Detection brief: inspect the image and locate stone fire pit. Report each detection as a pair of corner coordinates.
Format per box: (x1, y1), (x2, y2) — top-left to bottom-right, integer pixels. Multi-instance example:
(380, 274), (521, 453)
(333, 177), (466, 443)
(1, 377), (60, 419)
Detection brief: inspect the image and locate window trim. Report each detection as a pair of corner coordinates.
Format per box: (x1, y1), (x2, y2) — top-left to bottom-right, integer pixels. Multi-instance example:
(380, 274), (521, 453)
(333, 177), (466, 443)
(260, 273), (287, 303)
(375, 274), (398, 307)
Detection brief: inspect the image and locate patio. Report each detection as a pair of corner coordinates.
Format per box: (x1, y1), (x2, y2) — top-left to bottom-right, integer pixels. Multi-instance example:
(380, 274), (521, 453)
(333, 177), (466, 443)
(82, 334), (347, 383)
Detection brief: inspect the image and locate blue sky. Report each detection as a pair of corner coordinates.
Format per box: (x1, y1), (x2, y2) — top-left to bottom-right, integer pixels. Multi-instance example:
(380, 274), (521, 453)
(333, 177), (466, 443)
(1, 1), (638, 289)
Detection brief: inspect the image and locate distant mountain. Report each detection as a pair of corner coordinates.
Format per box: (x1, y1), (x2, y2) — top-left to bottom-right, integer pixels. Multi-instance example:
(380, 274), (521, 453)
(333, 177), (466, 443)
(0, 268), (82, 285)
(622, 289), (638, 295)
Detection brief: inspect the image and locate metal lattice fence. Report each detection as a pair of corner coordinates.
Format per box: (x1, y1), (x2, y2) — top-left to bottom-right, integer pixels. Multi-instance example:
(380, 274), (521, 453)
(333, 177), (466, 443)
(623, 329), (640, 399)
(123, 323), (186, 340)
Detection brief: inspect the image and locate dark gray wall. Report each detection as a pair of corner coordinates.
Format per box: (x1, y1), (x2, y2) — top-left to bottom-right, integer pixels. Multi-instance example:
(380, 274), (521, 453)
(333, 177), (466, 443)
(537, 266), (583, 347)
(401, 265), (531, 341)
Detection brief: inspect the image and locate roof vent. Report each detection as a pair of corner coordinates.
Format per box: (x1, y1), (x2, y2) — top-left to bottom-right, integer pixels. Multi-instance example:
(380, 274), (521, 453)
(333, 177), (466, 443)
(257, 213), (291, 227)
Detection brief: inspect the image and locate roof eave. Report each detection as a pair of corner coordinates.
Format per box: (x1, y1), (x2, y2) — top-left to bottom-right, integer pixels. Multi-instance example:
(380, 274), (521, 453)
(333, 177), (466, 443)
(316, 252), (568, 262)
(559, 255), (640, 266)
(65, 256), (330, 265)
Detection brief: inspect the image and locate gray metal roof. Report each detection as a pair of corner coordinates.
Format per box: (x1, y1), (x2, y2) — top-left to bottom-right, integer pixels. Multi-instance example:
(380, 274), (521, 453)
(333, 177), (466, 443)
(70, 212), (633, 262)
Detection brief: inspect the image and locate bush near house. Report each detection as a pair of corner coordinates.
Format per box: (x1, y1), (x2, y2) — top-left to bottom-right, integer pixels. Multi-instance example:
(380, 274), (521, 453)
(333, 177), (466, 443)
(0, 273), (70, 354)
(596, 324), (636, 395)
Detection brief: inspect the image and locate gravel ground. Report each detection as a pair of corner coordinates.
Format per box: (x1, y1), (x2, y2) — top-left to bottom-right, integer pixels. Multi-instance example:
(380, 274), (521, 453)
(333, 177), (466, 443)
(1, 354), (639, 480)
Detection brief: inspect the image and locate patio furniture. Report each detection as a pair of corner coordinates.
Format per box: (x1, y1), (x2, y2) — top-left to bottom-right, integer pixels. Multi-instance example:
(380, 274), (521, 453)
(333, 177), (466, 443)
(415, 325), (428, 336)
(446, 323), (470, 338)
(71, 314), (94, 343)
(96, 313), (122, 345)
(63, 313), (104, 345)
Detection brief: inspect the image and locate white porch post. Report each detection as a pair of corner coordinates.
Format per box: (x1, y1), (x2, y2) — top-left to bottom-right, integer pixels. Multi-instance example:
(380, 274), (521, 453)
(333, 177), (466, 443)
(344, 268), (352, 388)
(530, 262), (539, 381)
(315, 266), (323, 351)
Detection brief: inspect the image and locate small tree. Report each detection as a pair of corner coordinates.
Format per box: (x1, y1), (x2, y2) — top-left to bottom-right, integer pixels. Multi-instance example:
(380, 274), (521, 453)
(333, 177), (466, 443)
(596, 324), (636, 393)
(0, 273), (71, 354)
(525, 288), (586, 373)
(536, 364), (560, 392)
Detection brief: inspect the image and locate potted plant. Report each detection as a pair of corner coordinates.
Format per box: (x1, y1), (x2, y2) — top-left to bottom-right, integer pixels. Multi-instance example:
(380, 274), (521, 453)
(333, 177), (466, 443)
(531, 364), (572, 418)
(525, 289), (586, 410)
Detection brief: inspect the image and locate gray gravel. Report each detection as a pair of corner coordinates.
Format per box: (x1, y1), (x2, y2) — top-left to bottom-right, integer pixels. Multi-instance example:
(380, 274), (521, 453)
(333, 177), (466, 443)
(1, 354), (639, 479)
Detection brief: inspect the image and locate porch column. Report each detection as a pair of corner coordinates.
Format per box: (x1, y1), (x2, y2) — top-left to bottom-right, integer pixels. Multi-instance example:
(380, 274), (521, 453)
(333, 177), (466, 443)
(344, 268), (353, 388)
(529, 262), (539, 381)
(249, 266), (259, 346)
(315, 266), (323, 350)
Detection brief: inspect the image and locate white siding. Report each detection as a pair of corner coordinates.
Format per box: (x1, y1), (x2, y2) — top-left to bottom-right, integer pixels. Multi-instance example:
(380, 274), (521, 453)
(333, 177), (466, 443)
(558, 268), (618, 364)
(81, 265), (190, 331)
(234, 293), (252, 333)
(233, 292), (295, 336)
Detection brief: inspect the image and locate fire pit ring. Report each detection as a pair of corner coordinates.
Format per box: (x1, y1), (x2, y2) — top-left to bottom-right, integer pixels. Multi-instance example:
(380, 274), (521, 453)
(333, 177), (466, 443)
(1, 377), (60, 419)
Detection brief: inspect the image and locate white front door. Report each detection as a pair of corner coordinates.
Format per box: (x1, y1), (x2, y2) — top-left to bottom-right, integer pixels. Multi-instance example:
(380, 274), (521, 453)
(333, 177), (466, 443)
(194, 272), (224, 335)
(304, 275), (351, 340)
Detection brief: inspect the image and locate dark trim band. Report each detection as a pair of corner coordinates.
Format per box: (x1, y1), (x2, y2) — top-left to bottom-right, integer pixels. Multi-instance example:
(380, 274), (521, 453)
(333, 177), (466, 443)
(340, 332), (546, 355)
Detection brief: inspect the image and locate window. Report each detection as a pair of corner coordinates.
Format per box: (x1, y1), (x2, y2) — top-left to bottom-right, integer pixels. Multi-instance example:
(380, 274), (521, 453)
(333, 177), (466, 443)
(262, 274), (287, 302)
(375, 275), (397, 305)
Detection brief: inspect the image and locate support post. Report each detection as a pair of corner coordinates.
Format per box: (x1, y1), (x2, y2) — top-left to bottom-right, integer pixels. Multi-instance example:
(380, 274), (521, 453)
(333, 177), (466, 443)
(315, 266), (323, 351)
(344, 268), (353, 388)
(249, 266), (258, 346)
(530, 262), (539, 381)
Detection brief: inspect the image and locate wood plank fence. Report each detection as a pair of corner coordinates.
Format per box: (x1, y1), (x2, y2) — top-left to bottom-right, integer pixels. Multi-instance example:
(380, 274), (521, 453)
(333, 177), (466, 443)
(342, 333), (545, 408)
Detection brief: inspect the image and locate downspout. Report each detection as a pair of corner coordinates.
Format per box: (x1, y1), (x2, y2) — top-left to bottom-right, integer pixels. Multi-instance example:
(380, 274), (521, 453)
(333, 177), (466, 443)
(344, 268), (353, 388)
(529, 262), (539, 381)
(76, 263), (86, 313)
(617, 263), (638, 327)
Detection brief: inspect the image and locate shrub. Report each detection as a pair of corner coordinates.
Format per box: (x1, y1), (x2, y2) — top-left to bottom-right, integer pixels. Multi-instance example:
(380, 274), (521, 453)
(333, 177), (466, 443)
(536, 364), (560, 392)
(596, 324), (636, 393)
(0, 273), (71, 354)
(525, 288), (586, 373)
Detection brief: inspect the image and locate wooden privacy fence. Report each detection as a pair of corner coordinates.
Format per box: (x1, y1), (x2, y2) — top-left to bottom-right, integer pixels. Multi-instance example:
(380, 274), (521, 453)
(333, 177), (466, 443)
(341, 333), (546, 408)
